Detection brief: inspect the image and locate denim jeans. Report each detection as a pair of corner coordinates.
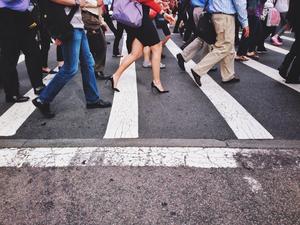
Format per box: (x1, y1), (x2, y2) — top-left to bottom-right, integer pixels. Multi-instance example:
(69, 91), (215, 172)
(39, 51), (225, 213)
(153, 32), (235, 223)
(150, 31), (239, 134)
(39, 29), (100, 104)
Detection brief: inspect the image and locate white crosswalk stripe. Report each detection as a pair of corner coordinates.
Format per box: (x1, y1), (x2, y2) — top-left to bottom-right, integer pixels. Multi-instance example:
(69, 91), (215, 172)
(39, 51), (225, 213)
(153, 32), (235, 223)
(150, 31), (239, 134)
(166, 39), (273, 140)
(280, 36), (295, 42)
(104, 37), (139, 138)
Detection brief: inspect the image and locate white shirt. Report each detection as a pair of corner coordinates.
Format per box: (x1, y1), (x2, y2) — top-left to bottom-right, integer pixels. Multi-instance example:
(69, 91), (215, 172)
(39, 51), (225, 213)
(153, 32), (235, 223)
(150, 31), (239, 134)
(275, 0), (289, 13)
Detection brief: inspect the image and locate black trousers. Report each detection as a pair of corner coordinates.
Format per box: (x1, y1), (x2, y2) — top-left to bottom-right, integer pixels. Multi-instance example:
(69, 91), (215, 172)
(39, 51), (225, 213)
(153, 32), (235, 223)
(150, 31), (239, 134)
(87, 29), (107, 73)
(39, 25), (51, 68)
(0, 8), (43, 97)
(282, 31), (299, 82)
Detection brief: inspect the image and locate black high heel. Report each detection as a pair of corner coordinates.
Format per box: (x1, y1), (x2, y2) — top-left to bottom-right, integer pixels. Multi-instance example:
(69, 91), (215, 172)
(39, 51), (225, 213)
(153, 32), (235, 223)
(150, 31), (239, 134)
(151, 82), (169, 94)
(106, 76), (120, 92)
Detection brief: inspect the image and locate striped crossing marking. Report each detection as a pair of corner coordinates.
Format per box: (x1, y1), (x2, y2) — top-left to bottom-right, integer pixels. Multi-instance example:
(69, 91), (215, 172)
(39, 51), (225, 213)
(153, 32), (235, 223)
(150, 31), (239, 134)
(280, 36), (295, 42)
(104, 37), (139, 138)
(166, 39), (273, 140)
(264, 43), (289, 55)
(0, 71), (56, 136)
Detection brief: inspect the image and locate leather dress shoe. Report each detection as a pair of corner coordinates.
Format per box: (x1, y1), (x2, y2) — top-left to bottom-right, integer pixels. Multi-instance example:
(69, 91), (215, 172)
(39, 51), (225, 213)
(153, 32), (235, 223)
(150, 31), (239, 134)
(191, 69), (202, 87)
(32, 98), (55, 118)
(176, 53), (186, 71)
(6, 95), (30, 103)
(34, 84), (46, 95)
(222, 77), (240, 84)
(86, 99), (112, 109)
(95, 71), (108, 80)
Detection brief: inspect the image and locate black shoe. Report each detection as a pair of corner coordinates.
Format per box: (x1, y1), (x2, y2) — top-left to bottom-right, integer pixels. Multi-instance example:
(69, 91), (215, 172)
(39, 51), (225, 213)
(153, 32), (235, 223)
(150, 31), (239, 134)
(106, 76), (120, 92)
(86, 99), (112, 109)
(32, 98), (55, 118)
(285, 79), (300, 84)
(34, 84), (46, 95)
(6, 95), (30, 103)
(176, 53), (186, 71)
(151, 82), (169, 94)
(256, 47), (267, 54)
(191, 69), (201, 87)
(278, 66), (287, 79)
(95, 71), (108, 80)
(208, 67), (218, 73)
(222, 77), (240, 84)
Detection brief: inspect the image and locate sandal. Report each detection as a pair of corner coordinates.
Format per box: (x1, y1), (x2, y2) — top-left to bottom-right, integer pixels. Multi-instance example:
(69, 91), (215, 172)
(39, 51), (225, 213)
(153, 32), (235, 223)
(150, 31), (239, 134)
(247, 52), (259, 60)
(235, 55), (249, 61)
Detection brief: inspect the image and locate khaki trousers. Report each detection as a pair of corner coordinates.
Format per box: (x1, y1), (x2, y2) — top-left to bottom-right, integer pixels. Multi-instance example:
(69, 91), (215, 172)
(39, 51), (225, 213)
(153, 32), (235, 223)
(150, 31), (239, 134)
(182, 7), (210, 62)
(193, 14), (236, 82)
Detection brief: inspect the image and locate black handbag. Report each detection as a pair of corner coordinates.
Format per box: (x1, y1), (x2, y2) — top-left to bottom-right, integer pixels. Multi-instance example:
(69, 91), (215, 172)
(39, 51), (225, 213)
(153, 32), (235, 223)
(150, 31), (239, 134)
(196, 1), (216, 45)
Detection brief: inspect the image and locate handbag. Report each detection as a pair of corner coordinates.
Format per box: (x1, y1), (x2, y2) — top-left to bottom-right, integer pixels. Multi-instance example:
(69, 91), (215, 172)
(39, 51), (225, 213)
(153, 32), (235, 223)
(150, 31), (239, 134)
(266, 7), (281, 27)
(196, 0), (216, 45)
(112, 0), (143, 28)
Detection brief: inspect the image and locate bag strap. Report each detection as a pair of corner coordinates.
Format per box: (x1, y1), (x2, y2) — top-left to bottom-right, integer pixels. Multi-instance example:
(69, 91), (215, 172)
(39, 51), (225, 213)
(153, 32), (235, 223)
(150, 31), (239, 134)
(67, 5), (79, 23)
(204, 0), (209, 9)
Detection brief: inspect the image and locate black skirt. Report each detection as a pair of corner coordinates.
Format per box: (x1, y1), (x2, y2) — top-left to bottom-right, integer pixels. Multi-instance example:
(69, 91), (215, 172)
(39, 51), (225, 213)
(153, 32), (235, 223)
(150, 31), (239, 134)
(124, 5), (160, 47)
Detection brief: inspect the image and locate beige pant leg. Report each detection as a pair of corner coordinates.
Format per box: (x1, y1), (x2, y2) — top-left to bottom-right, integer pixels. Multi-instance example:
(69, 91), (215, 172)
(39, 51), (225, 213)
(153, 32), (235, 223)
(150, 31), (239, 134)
(219, 15), (236, 81)
(193, 14), (235, 81)
(181, 7), (204, 62)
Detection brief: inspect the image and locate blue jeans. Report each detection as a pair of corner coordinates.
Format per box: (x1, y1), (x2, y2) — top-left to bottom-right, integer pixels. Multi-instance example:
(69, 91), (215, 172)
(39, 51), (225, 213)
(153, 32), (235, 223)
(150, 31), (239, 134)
(39, 29), (100, 104)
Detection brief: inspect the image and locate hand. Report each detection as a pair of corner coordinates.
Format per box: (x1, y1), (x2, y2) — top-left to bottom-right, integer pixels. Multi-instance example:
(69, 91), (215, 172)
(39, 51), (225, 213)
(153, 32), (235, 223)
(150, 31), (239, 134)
(242, 26), (250, 38)
(164, 13), (175, 25)
(101, 23), (108, 32)
(55, 39), (63, 46)
(80, 0), (87, 7)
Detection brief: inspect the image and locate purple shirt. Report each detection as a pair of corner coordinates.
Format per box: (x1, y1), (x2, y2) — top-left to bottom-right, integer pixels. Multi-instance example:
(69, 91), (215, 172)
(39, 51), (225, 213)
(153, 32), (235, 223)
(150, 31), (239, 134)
(0, 0), (30, 12)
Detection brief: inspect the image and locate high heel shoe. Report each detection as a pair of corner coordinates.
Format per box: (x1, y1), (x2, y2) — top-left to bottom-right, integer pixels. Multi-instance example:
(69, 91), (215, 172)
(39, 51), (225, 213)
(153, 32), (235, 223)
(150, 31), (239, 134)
(151, 82), (169, 94)
(106, 76), (120, 92)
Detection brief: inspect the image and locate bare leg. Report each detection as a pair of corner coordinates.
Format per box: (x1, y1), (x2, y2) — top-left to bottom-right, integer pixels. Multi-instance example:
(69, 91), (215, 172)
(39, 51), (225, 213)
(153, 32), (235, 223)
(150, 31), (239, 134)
(150, 42), (167, 91)
(112, 38), (144, 87)
(143, 46), (151, 65)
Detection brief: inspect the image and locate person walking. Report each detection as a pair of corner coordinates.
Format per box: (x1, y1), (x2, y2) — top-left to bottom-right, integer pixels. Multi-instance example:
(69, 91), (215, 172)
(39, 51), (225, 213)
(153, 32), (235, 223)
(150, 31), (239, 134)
(188, 0), (249, 86)
(32, 0), (111, 118)
(0, 0), (45, 103)
(271, 0), (289, 46)
(108, 0), (175, 93)
(278, 0), (299, 83)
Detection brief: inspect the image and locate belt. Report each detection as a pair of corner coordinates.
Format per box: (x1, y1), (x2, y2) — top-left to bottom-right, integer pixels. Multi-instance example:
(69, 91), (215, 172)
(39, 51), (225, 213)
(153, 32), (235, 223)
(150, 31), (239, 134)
(212, 12), (235, 16)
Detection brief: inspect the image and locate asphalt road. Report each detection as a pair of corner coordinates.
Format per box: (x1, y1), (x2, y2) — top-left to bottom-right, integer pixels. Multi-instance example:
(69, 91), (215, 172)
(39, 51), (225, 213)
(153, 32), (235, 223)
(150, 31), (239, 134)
(0, 32), (300, 225)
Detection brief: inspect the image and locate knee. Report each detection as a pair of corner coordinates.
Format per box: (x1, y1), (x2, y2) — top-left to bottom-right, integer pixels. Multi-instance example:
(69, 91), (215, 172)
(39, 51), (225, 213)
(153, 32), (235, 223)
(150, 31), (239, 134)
(151, 42), (162, 53)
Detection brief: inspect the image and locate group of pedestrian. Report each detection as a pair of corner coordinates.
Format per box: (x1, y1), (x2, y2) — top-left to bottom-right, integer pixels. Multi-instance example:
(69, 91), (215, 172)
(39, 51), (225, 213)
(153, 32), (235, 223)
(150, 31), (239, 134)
(0, 0), (298, 119)
(175, 0), (298, 86)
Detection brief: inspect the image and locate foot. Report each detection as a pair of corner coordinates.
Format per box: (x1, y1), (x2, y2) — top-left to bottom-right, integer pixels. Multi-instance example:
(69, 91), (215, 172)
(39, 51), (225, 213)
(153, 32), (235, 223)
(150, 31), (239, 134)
(142, 61), (152, 68)
(246, 52), (259, 60)
(86, 99), (112, 109)
(160, 63), (166, 69)
(285, 79), (300, 84)
(177, 53), (186, 71)
(235, 55), (250, 61)
(95, 71), (108, 80)
(222, 77), (240, 84)
(191, 69), (201, 87)
(32, 98), (55, 118)
(34, 84), (46, 95)
(112, 53), (123, 58)
(6, 95), (30, 103)
(256, 47), (267, 54)
(271, 36), (283, 46)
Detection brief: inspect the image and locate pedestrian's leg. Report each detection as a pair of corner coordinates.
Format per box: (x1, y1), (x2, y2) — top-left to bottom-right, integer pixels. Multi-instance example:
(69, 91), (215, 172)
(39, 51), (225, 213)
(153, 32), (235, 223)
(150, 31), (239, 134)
(79, 31), (100, 103)
(21, 30), (44, 89)
(112, 38), (144, 87)
(38, 30), (81, 104)
(113, 22), (124, 56)
(150, 41), (167, 91)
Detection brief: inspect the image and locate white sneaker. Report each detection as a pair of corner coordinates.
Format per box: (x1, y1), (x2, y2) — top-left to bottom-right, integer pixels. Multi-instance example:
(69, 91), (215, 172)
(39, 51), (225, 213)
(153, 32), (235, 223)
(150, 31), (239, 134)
(160, 63), (166, 69)
(143, 61), (152, 68)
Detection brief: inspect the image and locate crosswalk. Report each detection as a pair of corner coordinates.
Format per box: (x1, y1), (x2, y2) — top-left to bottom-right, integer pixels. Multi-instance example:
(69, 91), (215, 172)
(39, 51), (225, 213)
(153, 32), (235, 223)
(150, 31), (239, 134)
(0, 33), (299, 140)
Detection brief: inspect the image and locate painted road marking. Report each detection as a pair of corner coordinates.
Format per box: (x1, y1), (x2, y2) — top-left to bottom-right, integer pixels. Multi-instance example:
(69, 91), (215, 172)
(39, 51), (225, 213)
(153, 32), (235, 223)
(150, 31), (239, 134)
(166, 39), (273, 140)
(264, 43), (289, 55)
(0, 146), (298, 168)
(280, 35), (295, 42)
(0, 72), (56, 136)
(104, 37), (139, 138)
(242, 59), (300, 93)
